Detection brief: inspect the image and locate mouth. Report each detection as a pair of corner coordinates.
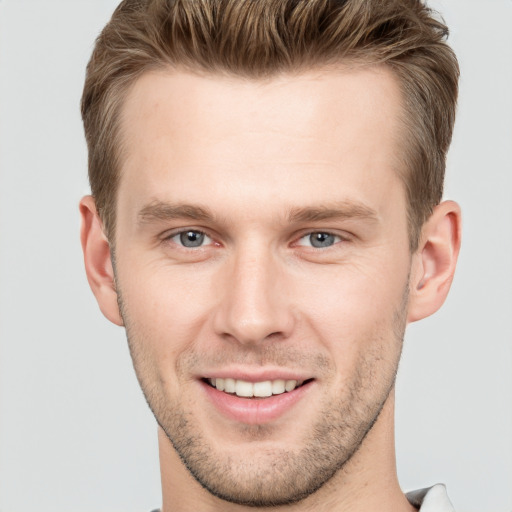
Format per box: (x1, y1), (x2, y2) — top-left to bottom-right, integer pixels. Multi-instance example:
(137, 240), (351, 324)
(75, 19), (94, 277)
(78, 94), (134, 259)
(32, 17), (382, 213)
(199, 372), (315, 424)
(203, 377), (313, 398)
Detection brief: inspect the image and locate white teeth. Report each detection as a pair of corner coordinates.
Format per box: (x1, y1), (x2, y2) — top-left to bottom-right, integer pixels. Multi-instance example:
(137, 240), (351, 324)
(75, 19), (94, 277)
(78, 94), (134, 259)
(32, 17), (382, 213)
(224, 378), (236, 393)
(253, 381), (272, 397)
(271, 379), (286, 394)
(285, 379), (297, 392)
(235, 380), (254, 397)
(209, 377), (304, 397)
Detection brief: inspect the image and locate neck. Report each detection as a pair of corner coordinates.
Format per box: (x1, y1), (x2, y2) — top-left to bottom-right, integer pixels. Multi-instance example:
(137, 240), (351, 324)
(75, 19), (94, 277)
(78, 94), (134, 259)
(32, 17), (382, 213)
(158, 391), (415, 512)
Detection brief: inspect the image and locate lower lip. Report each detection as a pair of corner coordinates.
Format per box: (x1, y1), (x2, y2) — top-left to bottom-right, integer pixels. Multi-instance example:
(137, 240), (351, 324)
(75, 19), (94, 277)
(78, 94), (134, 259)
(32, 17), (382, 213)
(201, 380), (313, 425)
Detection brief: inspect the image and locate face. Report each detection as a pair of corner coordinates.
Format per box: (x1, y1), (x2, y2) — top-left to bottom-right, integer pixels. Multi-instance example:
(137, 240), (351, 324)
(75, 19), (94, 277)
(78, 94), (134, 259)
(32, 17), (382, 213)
(114, 66), (411, 506)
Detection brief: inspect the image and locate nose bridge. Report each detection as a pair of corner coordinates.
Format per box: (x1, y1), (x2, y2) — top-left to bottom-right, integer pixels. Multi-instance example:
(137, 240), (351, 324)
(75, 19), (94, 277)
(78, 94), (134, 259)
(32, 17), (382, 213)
(213, 240), (292, 344)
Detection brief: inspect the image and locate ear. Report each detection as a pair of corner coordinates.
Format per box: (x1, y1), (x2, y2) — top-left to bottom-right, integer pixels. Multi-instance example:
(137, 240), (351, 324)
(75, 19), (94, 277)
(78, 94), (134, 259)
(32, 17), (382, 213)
(407, 200), (462, 323)
(79, 196), (124, 326)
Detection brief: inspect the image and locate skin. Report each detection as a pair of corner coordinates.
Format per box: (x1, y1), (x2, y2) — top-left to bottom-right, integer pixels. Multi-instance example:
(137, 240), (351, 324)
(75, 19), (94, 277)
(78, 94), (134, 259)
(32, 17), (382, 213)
(80, 65), (461, 512)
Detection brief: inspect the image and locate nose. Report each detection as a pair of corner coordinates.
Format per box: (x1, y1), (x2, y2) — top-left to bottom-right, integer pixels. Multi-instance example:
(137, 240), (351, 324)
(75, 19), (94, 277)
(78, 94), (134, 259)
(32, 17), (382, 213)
(212, 245), (295, 345)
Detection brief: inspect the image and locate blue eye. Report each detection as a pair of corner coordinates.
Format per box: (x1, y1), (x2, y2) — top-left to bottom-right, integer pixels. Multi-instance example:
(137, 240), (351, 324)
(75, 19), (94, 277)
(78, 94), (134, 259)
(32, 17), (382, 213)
(299, 232), (341, 248)
(172, 230), (211, 248)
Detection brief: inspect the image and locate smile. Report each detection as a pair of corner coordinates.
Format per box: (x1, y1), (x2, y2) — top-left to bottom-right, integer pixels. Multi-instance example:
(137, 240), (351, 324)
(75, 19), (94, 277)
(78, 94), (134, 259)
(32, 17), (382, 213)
(201, 375), (314, 424)
(206, 378), (307, 398)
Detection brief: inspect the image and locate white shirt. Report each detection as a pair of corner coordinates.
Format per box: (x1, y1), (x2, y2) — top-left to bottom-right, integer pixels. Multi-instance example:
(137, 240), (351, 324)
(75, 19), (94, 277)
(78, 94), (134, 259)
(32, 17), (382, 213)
(407, 484), (455, 512)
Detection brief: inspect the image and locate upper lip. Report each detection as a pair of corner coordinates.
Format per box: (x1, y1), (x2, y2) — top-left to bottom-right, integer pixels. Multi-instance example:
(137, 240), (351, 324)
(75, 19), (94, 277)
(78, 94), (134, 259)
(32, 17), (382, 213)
(198, 368), (314, 382)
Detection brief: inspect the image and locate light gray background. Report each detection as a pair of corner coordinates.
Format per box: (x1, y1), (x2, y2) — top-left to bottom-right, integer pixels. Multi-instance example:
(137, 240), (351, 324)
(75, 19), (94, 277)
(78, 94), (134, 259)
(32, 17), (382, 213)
(0, 1), (510, 511)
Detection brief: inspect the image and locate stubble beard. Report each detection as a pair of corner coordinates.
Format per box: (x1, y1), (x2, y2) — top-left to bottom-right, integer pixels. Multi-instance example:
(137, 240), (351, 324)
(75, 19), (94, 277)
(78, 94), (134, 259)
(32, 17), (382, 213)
(118, 289), (408, 508)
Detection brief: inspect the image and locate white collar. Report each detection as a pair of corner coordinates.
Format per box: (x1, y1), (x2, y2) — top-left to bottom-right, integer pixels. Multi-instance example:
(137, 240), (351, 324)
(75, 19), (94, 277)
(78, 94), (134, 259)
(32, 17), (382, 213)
(406, 484), (455, 512)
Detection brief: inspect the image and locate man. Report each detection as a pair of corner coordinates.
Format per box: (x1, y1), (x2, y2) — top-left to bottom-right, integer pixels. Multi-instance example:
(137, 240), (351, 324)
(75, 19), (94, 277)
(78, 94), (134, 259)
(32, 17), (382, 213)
(79, 1), (461, 510)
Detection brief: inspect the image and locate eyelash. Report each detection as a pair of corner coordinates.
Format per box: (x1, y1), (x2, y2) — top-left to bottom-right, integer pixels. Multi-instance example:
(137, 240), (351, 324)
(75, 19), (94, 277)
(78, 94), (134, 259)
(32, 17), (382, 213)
(162, 229), (347, 250)
(295, 232), (345, 249)
(164, 229), (213, 249)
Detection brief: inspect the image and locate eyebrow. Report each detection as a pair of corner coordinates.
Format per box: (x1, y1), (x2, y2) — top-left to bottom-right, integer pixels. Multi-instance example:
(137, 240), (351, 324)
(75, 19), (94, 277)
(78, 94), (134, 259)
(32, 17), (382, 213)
(137, 200), (379, 226)
(138, 201), (215, 225)
(286, 202), (379, 224)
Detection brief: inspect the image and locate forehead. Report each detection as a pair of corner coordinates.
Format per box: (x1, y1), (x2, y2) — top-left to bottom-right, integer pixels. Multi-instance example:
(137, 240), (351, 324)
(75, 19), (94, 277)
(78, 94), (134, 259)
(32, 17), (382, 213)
(117, 66), (405, 225)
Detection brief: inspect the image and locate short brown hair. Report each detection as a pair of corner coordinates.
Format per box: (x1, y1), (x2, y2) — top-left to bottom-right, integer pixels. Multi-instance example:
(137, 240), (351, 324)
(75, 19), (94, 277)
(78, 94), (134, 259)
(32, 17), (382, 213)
(81, 0), (459, 250)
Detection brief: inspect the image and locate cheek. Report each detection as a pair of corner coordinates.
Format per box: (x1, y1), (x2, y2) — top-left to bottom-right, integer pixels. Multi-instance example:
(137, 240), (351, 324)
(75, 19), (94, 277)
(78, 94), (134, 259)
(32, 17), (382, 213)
(117, 260), (217, 368)
(294, 261), (408, 369)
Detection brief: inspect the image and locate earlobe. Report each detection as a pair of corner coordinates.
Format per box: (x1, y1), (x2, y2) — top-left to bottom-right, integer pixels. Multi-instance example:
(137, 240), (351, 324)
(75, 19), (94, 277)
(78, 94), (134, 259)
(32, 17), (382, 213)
(79, 196), (124, 326)
(407, 200), (462, 323)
